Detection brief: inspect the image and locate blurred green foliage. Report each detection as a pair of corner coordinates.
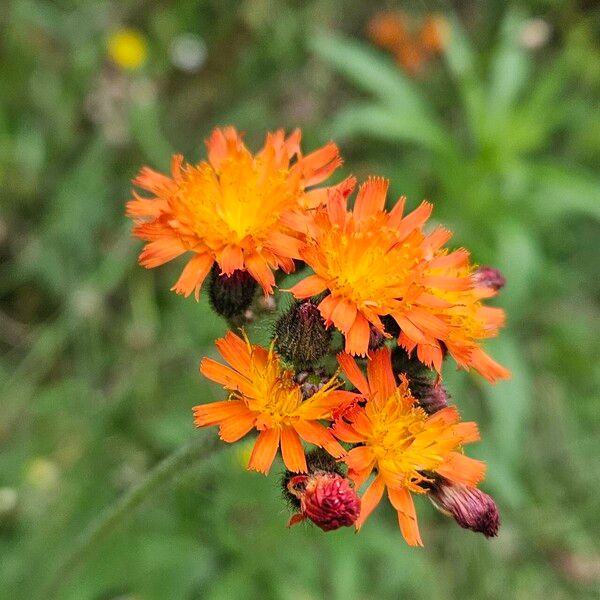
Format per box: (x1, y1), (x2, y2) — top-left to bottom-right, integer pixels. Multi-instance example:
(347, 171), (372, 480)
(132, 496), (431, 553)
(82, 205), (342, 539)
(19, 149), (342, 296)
(1, 1), (599, 599)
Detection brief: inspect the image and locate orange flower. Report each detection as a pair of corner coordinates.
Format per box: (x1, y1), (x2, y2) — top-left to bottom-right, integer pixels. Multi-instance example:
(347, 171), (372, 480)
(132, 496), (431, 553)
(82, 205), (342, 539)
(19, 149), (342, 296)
(127, 127), (343, 298)
(332, 347), (485, 546)
(193, 331), (355, 475)
(287, 177), (510, 382)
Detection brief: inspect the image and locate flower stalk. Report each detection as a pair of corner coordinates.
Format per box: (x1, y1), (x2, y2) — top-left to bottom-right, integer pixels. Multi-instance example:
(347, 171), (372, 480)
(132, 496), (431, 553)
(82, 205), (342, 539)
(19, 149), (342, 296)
(39, 433), (222, 599)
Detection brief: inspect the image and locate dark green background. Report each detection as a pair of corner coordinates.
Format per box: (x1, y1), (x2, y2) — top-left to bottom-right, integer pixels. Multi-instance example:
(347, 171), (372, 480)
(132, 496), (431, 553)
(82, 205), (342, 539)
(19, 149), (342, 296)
(1, 1), (599, 598)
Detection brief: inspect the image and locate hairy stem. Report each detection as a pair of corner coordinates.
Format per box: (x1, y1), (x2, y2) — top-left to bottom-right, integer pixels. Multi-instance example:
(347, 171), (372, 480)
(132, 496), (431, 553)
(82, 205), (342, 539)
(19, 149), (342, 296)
(39, 434), (222, 599)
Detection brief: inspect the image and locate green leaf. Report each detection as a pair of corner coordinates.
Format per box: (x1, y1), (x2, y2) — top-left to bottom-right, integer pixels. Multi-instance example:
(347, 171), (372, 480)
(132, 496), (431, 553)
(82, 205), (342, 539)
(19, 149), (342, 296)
(309, 31), (448, 148)
(486, 9), (531, 129)
(528, 162), (600, 221)
(329, 102), (445, 151)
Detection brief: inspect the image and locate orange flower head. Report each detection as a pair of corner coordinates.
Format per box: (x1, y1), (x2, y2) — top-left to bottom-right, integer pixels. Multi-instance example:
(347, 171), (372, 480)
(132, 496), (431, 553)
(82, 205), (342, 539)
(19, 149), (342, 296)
(127, 127), (343, 298)
(287, 177), (510, 382)
(332, 348), (485, 546)
(194, 331), (357, 475)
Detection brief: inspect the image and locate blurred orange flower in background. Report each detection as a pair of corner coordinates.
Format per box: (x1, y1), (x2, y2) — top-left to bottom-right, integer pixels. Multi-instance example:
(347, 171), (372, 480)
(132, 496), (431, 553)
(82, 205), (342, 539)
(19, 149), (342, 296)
(367, 11), (450, 75)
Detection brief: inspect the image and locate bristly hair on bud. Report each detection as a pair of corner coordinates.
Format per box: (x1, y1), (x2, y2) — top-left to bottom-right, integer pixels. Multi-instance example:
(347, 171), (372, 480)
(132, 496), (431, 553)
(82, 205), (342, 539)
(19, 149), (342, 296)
(427, 476), (500, 538)
(274, 299), (332, 369)
(409, 376), (450, 414)
(282, 449), (360, 532)
(473, 266), (506, 291)
(208, 265), (258, 319)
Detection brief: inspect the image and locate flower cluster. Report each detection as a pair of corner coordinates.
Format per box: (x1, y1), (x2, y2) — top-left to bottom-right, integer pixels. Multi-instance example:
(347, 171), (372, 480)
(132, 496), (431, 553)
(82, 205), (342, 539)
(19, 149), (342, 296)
(127, 127), (508, 544)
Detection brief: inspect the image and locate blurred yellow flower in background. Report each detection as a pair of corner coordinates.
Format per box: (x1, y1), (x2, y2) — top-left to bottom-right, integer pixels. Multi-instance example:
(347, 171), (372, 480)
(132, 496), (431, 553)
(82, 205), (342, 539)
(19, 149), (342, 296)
(107, 29), (148, 70)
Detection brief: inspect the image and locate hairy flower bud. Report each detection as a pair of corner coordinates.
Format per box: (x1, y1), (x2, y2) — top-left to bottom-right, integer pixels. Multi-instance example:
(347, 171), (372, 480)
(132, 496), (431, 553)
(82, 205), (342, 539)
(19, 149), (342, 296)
(286, 472), (361, 531)
(473, 266), (506, 291)
(429, 479), (500, 538)
(282, 449), (360, 531)
(410, 377), (449, 414)
(274, 300), (332, 368)
(208, 266), (257, 319)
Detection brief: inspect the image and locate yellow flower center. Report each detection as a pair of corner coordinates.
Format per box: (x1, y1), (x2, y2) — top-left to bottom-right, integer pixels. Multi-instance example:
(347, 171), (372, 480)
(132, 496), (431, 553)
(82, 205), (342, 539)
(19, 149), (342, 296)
(313, 223), (424, 311)
(364, 391), (461, 492)
(170, 152), (301, 252)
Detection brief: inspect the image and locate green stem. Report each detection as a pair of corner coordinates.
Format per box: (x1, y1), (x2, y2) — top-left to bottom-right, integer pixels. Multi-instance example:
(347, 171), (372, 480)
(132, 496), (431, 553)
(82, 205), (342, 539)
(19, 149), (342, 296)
(39, 434), (222, 599)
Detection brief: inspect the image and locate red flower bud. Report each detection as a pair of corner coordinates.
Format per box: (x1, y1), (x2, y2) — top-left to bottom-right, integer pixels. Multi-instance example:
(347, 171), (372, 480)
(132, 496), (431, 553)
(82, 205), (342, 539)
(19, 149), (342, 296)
(286, 472), (361, 532)
(473, 266), (506, 291)
(429, 480), (500, 537)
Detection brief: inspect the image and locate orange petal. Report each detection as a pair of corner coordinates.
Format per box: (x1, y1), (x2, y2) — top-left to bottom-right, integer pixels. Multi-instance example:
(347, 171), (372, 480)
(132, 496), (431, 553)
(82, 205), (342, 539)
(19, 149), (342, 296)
(288, 275), (328, 299)
(407, 308), (449, 339)
(318, 294), (338, 324)
(355, 475), (385, 531)
(344, 313), (370, 356)
(336, 352), (370, 395)
(331, 419), (364, 444)
(454, 421), (481, 444)
(436, 452), (486, 487)
(387, 487), (423, 546)
(345, 445), (375, 473)
(138, 239), (187, 268)
(423, 226), (453, 251)
(171, 253), (214, 300)
(300, 142), (342, 187)
(219, 411), (257, 443)
(280, 427), (307, 473)
(264, 231), (304, 260)
(192, 399), (249, 427)
(199, 358), (254, 396)
(366, 347), (396, 403)
(245, 253), (275, 295)
(422, 275), (472, 291)
(293, 420), (346, 458)
(386, 195), (406, 228)
(395, 201), (432, 241)
(133, 165), (176, 195)
(327, 189), (348, 228)
(353, 177), (388, 225)
(215, 331), (252, 375)
(425, 406), (459, 427)
(302, 175), (356, 209)
(218, 245), (244, 276)
(392, 315), (427, 344)
(428, 249), (470, 270)
(469, 348), (511, 383)
(330, 298), (357, 333)
(416, 341), (444, 372)
(248, 428), (281, 475)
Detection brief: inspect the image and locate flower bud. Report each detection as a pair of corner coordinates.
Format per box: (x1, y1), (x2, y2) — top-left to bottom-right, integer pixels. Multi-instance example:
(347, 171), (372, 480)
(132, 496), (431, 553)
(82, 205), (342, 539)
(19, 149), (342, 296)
(368, 324), (386, 351)
(410, 377), (449, 414)
(473, 266), (506, 291)
(294, 368), (331, 399)
(286, 472), (361, 531)
(208, 266), (257, 319)
(429, 479), (500, 538)
(274, 300), (332, 368)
